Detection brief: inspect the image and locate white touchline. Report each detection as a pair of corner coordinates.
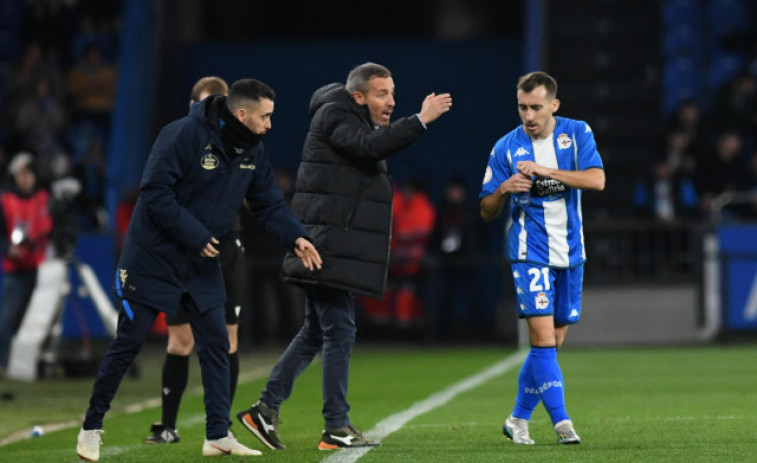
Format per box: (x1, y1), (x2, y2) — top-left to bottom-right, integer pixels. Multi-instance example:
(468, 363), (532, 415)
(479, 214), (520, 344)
(322, 350), (528, 463)
(0, 364), (274, 447)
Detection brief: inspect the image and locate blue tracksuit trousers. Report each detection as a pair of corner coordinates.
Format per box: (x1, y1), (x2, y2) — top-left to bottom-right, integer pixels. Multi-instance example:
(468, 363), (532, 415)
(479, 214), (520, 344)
(83, 294), (230, 439)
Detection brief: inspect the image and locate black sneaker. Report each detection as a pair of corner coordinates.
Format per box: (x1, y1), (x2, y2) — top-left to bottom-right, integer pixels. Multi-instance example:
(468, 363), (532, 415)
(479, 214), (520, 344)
(318, 425), (381, 450)
(237, 401), (285, 450)
(143, 423), (180, 444)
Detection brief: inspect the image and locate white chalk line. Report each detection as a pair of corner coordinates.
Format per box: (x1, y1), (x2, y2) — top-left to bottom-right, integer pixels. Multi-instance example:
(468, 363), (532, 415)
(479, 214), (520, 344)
(322, 350), (528, 463)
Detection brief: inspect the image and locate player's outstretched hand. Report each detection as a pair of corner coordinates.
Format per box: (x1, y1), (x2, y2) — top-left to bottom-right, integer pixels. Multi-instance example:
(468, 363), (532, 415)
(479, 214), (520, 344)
(294, 237), (322, 271)
(418, 92), (452, 125)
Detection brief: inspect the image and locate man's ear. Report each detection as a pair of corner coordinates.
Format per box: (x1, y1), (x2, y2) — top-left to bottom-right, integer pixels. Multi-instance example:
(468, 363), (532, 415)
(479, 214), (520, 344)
(552, 98), (560, 114)
(235, 108), (246, 123)
(352, 91), (366, 105)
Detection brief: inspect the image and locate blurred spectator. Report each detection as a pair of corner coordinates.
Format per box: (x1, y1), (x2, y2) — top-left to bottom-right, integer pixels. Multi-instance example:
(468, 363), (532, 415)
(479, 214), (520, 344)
(0, 152), (53, 372)
(2, 42), (65, 149)
(15, 76), (67, 162)
(66, 41), (117, 135)
(21, 0), (78, 67)
(697, 130), (751, 218)
(363, 179), (436, 328)
(633, 129), (699, 221)
(72, 137), (108, 231)
(71, 14), (119, 64)
(240, 169), (304, 346)
(710, 71), (756, 148)
(429, 177), (485, 339)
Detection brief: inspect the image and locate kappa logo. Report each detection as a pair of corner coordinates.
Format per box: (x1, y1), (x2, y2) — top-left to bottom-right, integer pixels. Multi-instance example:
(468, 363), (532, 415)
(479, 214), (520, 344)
(514, 147), (529, 157)
(585, 123), (592, 133)
(570, 309), (579, 318)
(535, 291), (549, 310)
(557, 133), (572, 150)
(119, 268), (128, 287)
(201, 154), (219, 170)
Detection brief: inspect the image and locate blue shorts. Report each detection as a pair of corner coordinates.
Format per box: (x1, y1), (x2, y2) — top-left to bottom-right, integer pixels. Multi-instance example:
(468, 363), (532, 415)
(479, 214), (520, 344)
(511, 262), (584, 325)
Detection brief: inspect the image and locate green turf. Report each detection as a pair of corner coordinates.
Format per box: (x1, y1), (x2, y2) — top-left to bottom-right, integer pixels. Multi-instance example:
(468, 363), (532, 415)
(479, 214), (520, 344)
(1, 344), (757, 462)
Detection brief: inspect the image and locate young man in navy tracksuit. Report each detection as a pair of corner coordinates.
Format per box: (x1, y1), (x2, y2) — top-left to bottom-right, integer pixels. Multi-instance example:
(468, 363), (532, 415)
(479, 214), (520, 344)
(76, 79), (322, 461)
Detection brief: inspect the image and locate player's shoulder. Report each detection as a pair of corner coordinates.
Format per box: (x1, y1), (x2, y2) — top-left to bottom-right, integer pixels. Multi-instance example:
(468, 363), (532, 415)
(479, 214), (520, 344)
(556, 116), (594, 136)
(493, 126), (527, 153)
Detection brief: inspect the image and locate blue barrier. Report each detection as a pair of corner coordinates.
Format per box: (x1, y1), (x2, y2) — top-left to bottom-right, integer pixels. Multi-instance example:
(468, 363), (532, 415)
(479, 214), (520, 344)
(718, 224), (757, 331)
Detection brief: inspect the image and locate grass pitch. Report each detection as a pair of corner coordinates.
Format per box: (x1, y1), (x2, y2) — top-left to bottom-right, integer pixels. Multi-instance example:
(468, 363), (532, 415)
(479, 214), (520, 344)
(1, 342), (756, 462)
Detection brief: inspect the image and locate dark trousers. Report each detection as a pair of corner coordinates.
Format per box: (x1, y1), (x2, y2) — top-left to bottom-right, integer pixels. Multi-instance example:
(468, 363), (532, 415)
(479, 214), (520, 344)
(261, 287), (355, 428)
(83, 294), (230, 439)
(0, 269), (38, 368)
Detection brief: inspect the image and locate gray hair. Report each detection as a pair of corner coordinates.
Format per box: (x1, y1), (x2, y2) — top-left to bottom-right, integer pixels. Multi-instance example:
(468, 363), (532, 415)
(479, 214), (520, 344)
(345, 62), (391, 93)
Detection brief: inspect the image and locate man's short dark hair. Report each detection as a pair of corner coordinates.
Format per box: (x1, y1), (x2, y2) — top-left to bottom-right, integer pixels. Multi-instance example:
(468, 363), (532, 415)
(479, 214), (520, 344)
(190, 76), (228, 102)
(226, 79), (276, 111)
(517, 71), (557, 99)
(345, 62), (391, 94)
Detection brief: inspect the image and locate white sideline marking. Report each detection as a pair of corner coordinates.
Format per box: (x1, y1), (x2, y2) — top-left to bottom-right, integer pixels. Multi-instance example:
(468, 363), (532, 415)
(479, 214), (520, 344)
(0, 364), (273, 447)
(322, 350), (528, 463)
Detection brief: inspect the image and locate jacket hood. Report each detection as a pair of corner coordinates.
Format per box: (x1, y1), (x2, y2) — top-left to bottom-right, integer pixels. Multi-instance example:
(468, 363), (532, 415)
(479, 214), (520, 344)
(189, 94), (223, 128)
(309, 83), (362, 118)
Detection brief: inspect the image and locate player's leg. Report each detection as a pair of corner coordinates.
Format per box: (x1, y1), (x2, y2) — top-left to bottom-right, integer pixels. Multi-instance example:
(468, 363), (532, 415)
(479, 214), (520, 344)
(226, 323), (239, 408)
(183, 294), (258, 456)
(313, 287), (377, 450)
(550, 264), (584, 444)
(78, 300), (159, 460)
(144, 305), (194, 444)
(183, 294), (230, 440)
(503, 263), (552, 444)
(221, 236), (244, 413)
(238, 288), (323, 450)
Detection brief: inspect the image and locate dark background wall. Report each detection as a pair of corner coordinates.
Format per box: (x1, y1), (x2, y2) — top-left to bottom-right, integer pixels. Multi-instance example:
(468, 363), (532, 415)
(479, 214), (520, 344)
(170, 40), (522, 204)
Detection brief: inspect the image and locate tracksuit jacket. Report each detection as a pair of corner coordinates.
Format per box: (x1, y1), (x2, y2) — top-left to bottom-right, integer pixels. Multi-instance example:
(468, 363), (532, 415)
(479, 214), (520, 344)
(116, 95), (308, 315)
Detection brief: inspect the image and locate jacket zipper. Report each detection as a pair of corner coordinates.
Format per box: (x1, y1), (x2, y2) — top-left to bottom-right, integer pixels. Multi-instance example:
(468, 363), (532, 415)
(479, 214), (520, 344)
(344, 190), (363, 230)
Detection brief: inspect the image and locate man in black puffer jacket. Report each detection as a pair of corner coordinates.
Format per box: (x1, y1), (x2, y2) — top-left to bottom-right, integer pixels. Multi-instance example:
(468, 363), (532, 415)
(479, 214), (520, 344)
(238, 63), (452, 450)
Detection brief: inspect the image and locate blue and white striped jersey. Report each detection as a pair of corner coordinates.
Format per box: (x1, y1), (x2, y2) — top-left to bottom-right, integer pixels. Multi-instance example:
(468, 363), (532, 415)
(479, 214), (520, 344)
(479, 116), (604, 268)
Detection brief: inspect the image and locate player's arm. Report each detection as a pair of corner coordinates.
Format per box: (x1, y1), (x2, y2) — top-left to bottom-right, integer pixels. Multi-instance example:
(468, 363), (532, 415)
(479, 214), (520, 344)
(480, 173), (533, 222)
(516, 161), (605, 191)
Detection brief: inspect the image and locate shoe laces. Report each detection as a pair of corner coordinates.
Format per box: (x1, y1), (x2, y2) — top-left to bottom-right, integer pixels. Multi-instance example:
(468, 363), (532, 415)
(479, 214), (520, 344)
(81, 429), (104, 447)
(346, 425), (367, 439)
(270, 410), (282, 429)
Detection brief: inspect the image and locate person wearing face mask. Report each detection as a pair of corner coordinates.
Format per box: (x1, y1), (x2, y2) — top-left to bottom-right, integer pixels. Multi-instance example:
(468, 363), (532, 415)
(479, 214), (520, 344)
(76, 79), (322, 461)
(0, 152), (53, 374)
(237, 62), (452, 451)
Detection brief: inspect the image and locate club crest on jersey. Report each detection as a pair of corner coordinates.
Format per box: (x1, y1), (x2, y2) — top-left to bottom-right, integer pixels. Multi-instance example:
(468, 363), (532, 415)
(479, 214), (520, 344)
(557, 133), (572, 150)
(535, 291), (549, 310)
(514, 147), (529, 157)
(201, 153), (219, 170)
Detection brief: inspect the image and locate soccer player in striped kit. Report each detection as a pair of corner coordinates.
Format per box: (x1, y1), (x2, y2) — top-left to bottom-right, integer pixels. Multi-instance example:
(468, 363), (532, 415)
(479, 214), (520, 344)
(479, 71), (605, 445)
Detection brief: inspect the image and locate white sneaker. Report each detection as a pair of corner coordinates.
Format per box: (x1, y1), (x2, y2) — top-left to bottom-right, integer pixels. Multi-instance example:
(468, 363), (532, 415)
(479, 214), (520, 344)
(555, 419), (581, 444)
(202, 436), (262, 456)
(77, 428), (104, 461)
(503, 415), (535, 445)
